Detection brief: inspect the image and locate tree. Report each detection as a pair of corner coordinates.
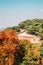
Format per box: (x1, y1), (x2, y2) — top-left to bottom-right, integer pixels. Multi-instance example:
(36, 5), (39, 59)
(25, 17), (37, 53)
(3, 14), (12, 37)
(0, 30), (23, 65)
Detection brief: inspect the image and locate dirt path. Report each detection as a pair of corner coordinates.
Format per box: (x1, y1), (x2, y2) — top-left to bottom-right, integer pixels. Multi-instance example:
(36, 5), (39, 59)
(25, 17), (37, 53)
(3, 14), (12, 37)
(18, 32), (40, 44)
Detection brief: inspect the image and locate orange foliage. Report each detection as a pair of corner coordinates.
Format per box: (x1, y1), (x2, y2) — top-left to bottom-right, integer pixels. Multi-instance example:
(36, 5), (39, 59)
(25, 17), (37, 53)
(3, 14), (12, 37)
(0, 29), (19, 57)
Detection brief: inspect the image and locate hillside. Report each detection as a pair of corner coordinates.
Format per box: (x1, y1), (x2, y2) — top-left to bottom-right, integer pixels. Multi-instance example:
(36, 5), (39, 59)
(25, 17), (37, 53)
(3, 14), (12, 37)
(0, 19), (43, 65)
(6, 19), (43, 40)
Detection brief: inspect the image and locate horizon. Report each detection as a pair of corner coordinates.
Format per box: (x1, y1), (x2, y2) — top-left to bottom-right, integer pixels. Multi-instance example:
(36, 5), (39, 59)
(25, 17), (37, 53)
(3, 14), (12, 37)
(0, 0), (43, 28)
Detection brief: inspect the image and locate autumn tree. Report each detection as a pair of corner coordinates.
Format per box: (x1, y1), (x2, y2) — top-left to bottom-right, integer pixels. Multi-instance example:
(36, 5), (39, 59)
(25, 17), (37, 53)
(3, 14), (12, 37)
(0, 30), (24, 65)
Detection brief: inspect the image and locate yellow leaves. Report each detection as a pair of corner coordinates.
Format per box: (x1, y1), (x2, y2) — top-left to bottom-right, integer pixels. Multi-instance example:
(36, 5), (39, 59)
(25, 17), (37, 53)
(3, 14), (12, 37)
(32, 44), (40, 58)
(19, 39), (41, 63)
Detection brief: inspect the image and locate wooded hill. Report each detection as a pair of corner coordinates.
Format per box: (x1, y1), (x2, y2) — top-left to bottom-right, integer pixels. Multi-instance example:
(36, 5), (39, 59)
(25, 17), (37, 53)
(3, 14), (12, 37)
(0, 19), (43, 65)
(6, 19), (43, 40)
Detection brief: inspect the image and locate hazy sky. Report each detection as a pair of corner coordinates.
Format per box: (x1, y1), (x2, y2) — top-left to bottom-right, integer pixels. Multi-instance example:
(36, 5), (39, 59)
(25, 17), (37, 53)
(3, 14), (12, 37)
(0, 0), (43, 28)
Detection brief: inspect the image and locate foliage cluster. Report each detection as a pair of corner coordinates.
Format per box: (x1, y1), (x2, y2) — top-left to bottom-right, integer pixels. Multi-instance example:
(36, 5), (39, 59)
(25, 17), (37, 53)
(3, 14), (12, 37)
(7, 19), (43, 40)
(19, 39), (43, 65)
(0, 30), (24, 65)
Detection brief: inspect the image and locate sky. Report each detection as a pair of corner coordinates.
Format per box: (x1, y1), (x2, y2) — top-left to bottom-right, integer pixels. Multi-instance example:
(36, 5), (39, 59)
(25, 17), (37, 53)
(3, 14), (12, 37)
(0, 0), (43, 29)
